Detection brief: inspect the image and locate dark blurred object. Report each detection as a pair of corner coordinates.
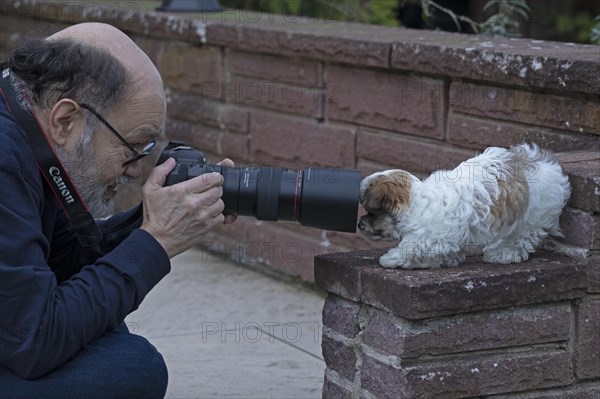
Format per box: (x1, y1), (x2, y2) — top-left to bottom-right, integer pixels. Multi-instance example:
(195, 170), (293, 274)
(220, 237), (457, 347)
(156, 0), (222, 12)
(524, 0), (600, 44)
(397, 0), (600, 44)
(397, 0), (476, 33)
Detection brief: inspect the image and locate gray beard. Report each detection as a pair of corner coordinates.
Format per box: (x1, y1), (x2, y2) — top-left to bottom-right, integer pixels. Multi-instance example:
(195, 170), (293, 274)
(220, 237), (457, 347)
(54, 142), (114, 219)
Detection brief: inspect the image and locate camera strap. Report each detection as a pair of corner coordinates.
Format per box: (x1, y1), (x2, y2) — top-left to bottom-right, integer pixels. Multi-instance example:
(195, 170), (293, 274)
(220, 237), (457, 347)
(0, 68), (103, 247)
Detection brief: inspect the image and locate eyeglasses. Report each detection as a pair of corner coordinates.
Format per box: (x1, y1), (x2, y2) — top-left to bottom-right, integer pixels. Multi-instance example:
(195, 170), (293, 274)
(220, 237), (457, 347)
(79, 103), (156, 167)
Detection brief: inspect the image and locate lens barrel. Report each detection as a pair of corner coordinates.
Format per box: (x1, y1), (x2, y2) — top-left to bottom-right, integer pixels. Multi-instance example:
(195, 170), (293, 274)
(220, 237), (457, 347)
(159, 144), (360, 233)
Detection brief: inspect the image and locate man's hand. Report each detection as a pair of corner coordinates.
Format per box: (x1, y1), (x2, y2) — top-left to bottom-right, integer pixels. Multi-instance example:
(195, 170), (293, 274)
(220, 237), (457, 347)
(140, 158), (228, 258)
(216, 158), (237, 225)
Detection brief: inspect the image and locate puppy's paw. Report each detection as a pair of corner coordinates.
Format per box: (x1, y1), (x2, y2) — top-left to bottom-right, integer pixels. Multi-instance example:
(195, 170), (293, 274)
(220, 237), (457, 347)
(379, 249), (422, 269)
(379, 252), (402, 268)
(483, 247), (529, 264)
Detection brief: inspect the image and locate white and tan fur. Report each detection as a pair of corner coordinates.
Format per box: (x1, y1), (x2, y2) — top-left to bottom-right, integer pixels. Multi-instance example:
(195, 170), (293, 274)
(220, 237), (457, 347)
(358, 144), (571, 269)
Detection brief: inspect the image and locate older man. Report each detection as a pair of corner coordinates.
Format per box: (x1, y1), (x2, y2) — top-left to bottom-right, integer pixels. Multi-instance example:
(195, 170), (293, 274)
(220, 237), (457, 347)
(0, 23), (234, 398)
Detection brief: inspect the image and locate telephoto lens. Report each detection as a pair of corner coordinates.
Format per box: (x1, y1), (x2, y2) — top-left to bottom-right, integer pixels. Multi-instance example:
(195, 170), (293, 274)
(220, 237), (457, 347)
(158, 142), (361, 233)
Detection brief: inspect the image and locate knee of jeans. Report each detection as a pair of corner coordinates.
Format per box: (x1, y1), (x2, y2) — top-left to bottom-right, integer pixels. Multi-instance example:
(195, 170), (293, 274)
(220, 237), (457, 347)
(115, 334), (169, 398)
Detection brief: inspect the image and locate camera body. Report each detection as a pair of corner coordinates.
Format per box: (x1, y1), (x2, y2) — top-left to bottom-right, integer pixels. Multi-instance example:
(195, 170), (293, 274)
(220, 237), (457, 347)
(158, 142), (360, 233)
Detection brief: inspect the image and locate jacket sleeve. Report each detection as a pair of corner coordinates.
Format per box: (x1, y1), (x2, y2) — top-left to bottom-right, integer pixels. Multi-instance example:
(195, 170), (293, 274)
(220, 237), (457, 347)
(48, 204), (146, 281)
(0, 138), (171, 379)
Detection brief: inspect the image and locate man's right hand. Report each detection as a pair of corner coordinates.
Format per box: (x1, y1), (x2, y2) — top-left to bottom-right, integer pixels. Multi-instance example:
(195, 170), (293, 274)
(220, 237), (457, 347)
(140, 158), (225, 258)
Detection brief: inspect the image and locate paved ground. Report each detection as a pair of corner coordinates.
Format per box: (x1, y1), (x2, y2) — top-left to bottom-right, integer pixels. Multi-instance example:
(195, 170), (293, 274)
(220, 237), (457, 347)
(125, 247), (326, 399)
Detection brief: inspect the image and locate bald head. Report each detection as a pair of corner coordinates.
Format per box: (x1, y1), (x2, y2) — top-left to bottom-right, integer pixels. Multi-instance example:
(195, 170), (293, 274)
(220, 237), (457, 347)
(48, 23), (164, 103)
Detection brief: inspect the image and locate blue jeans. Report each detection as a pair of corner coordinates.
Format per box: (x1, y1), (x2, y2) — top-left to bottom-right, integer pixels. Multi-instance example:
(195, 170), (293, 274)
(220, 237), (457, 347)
(0, 323), (168, 399)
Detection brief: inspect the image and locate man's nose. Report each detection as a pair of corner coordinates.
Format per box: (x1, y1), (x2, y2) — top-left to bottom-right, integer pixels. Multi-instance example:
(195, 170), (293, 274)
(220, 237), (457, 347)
(123, 161), (142, 179)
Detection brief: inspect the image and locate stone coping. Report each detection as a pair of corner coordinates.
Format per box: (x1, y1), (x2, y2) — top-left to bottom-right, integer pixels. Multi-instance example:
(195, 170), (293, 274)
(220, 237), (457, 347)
(1, 0), (599, 94)
(315, 248), (590, 320)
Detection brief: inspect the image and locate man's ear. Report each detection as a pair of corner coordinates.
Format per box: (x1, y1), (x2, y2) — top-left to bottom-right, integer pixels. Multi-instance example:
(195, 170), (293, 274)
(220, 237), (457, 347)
(47, 99), (84, 149)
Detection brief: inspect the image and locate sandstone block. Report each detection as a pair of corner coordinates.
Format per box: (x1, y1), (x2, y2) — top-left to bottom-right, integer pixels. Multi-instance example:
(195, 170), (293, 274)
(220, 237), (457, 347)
(322, 335), (357, 382)
(576, 296), (600, 379)
(361, 350), (573, 399)
(322, 294), (361, 338)
(229, 51), (321, 87)
(450, 83), (600, 135)
(447, 113), (600, 153)
(315, 249), (588, 320)
(360, 304), (571, 358)
(249, 111), (355, 168)
(326, 66), (445, 139)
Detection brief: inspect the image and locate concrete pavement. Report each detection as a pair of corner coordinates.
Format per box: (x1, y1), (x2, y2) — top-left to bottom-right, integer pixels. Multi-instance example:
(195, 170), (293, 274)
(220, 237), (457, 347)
(125, 247), (326, 399)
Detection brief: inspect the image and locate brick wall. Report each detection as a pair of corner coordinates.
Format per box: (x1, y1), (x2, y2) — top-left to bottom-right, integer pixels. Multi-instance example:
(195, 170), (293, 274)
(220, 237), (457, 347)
(313, 148), (598, 398)
(0, 1), (598, 284)
(316, 248), (599, 397)
(2, 2), (599, 397)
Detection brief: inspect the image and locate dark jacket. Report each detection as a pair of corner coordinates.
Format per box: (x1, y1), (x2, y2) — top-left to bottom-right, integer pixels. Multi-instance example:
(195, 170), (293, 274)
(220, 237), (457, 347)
(0, 99), (171, 379)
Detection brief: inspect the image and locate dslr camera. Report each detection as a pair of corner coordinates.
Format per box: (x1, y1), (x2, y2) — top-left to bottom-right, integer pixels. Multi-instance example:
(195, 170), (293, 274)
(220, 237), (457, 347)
(158, 142), (360, 233)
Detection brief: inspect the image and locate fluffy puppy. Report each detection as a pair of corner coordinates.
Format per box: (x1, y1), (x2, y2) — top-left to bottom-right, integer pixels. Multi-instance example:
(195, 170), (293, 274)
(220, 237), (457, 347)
(358, 144), (571, 269)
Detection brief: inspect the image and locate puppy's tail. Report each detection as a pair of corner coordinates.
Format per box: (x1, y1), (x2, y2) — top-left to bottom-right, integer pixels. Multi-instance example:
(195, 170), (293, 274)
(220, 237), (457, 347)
(513, 143), (571, 237)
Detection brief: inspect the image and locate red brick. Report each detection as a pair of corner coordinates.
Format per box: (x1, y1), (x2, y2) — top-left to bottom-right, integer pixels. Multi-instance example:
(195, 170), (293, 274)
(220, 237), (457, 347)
(249, 111), (355, 168)
(220, 106), (249, 134)
(557, 151), (600, 164)
(322, 294), (361, 338)
(276, 215), (393, 254)
(450, 82), (600, 135)
(326, 67), (445, 139)
(322, 335), (357, 382)
(491, 382), (600, 399)
(225, 76), (320, 117)
(322, 376), (353, 399)
(205, 216), (332, 282)
(357, 129), (474, 174)
(315, 249), (588, 320)
(160, 42), (222, 100)
(228, 51), (321, 87)
(588, 255), (600, 293)
(361, 253), (587, 320)
(207, 20), (390, 68)
(560, 159), (600, 212)
(447, 113), (600, 153)
(362, 351), (573, 399)
(130, 35), (164, 67)
(315, 250), (384, 301)
(219, 132), (249, 161)
(168, 91), (249, 133)
(360, 304), (571, 358)
(558, 208), (600, 250)
(391, 36), (600, 94)
(166, 119), (248, 161)
(576, 297), (600, 379)
(166, 119), (220, 155)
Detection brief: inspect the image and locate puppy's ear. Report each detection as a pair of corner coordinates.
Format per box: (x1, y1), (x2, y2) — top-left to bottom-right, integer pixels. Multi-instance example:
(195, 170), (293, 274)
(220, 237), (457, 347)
(362, 171), (413, 214)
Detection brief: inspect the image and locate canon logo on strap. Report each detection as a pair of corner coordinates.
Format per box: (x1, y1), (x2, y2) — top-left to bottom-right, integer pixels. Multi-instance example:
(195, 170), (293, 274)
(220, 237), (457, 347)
(49, 167), (75, 204)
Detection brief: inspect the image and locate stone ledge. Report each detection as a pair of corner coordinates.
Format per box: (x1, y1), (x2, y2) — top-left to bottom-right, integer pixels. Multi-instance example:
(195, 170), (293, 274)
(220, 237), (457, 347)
(489, 381), (600, 399)
(358, 302), (572, 358)
(556, 151), (600, 213)
(588, 254), (600, 293)
(315, 249), (588, 320)
(1, 1), (598, 94)
(362, 349), (573, 399)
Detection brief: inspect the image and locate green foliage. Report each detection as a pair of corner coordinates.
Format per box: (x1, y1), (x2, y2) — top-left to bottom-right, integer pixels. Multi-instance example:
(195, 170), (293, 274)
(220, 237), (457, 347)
(220, 0), (598, 44)
(592, 16), (600, 45)
(219, 0), (400, 26)
(554, 12), (599, 45)
(419, 0), (530, 37)
(338, 0), (400, 27)
(480, 0), (530, 37)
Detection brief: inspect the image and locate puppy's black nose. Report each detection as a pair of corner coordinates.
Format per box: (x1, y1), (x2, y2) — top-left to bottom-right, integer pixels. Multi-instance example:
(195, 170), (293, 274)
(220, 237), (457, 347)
(358, 218), (366, 230)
